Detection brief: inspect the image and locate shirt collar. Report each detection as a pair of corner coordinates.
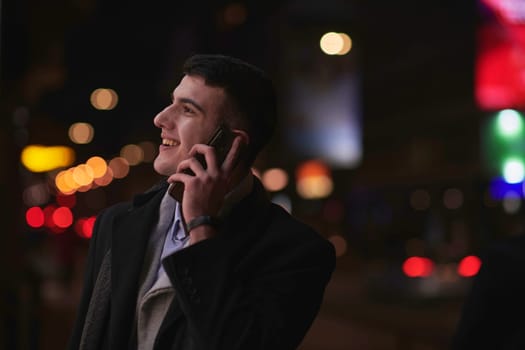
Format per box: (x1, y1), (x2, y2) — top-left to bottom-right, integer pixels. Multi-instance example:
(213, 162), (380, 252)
(173, 202), (186, 241)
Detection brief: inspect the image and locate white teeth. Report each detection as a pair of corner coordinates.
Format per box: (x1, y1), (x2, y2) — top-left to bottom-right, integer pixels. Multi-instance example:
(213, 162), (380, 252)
(162, 139), (178, 146)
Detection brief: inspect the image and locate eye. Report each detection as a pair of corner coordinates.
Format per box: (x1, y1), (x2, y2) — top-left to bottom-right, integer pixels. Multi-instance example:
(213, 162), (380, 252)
(183, 105), (195, 114)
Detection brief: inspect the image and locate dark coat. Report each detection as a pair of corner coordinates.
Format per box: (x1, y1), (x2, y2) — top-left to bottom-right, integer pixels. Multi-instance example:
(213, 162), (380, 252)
(68, 177), (336, 350)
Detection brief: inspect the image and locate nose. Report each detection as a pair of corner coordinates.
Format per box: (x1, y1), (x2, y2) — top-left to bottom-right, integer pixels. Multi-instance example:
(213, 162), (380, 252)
(153, 106), (173, 129)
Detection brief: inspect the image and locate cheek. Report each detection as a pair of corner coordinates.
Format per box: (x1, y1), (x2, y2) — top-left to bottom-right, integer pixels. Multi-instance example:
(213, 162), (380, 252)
(181, 124), (209, 148)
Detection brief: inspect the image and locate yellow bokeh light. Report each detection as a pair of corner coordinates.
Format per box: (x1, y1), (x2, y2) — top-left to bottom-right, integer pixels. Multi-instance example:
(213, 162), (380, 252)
(296, 160), (333, 199)
(296, 175), (333, 199)
(86, 156), (107, 178)
(320, 32), (352, 55)
(69, 122), (94, 144)
(90, 88), (118, 110)
(109, 157), (130, 179)
(261, 168), (289, 192)
(120, 144), (144, 166)
(21, 145), (75, 173)
(320, 32), (344, 55)
(338, 32), (352, 55)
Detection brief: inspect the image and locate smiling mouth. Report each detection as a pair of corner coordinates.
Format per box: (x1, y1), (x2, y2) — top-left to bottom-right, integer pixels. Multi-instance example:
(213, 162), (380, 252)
(162, 139), (179, 147)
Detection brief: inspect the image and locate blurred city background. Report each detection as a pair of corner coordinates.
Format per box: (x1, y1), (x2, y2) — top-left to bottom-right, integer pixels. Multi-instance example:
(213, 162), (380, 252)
(1, 0), (524, 349)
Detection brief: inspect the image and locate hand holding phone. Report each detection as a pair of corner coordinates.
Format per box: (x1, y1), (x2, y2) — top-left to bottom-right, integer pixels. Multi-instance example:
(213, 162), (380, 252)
(168, 124), (237, 201)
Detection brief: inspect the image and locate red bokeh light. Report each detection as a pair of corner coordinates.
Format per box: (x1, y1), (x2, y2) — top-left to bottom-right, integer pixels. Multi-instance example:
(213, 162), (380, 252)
(76, 216), (96, 239)
(52, 206), (73, 228)
(42, 205), (67, 234)
(26, 206), (45, 228)
(475, 0), (525, 110)
(43, 205), (57, 228)
(74, 218), (85, 237)
(402, 256), (434, 278)
(458, 255), (482, 277)
(56, 194), (76, 208)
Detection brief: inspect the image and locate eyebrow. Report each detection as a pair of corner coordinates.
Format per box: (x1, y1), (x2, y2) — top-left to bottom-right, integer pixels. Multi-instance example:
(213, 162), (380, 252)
(172, 95), (206, 114)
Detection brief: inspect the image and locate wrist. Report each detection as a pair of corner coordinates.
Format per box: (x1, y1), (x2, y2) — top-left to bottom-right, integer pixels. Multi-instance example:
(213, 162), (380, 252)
(185, 215), (222, 233)
(188, 225), (218, 245)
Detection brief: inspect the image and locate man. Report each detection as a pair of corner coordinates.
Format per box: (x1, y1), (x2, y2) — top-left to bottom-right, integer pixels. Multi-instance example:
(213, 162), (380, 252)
(68, 54), (336, 350)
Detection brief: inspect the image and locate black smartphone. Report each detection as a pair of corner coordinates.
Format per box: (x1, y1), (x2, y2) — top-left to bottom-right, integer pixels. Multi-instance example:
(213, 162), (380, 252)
(168, 123), (236, 201)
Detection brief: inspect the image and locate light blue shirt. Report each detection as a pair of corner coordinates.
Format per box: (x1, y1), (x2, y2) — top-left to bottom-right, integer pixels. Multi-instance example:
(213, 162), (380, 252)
(157, 202), (189, 279)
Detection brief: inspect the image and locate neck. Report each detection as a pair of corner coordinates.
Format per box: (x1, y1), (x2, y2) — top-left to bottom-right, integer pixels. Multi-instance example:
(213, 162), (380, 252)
(220, 169), (254, 218)
(228, 166), (250, 191)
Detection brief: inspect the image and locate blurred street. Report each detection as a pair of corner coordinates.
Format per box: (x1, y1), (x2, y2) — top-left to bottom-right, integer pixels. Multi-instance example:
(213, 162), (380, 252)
(300, 256), (463, 350)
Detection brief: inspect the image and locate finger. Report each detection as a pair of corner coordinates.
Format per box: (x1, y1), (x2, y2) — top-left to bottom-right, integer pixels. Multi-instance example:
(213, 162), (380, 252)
(176, 156), (206, 177)
(189, 144), (219, 174)
(167, 171), (193, 185)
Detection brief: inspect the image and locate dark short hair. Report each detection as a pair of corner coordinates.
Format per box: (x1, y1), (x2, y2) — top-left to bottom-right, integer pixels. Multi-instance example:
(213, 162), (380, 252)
(182, 54), (277, 166)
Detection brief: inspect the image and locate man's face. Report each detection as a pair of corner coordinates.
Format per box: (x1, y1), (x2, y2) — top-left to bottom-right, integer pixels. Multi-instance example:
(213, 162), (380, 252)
(153, 75), (227, 176)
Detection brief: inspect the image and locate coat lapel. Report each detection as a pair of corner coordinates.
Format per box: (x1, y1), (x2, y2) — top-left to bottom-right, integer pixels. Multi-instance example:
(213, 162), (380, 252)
(110, 181), (168, 349)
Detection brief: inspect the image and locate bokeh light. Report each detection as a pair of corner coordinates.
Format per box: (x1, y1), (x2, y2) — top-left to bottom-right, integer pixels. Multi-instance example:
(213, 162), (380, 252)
(296, 160), (333, 199)
(139, 141), (157, 162)
(109, 157), (130, 179)
(328, 235), (348, 257)
(223, 2), (247, 27)
(457, 255), (481, 277)
(502, 190), (521, 214)
(52, 206), (73, 228)
(56, 194), (76, 208)
(21, 145), (75, 172)
(23, 183), (50, 206)
(72, 164), (94, 186)
(69, 122), (95, 144)
(443, 188), (463, 210)
(90, 88), (118, 110)
(75, 217), (96, 239)
(83, 216), (96, 238)
(320, 32), (352, 55)
(497, 109), (523, 137)
(86, 156), (108, 178)
(26, 206), (45, 228)
(94, 166), (114, 186)
(120, 144), (144, 166)
(261, 168), (288, 192)
(502, 158), (525, 184)
(402, 256), (434, 278)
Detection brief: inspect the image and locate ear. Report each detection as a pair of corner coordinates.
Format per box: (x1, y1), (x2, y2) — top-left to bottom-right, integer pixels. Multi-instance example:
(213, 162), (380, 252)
(230, 129), (250, 170)
(232, 129), (250, 146)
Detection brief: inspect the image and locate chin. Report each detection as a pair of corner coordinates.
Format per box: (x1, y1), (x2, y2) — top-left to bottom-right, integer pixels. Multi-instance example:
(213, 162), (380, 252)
(153, 157), (175, 176)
